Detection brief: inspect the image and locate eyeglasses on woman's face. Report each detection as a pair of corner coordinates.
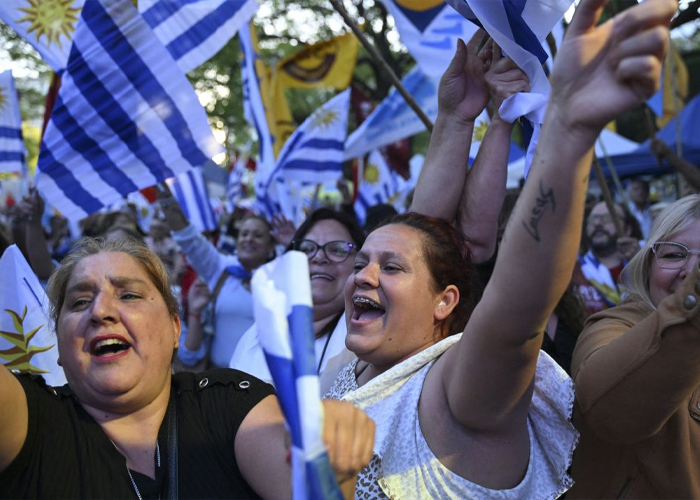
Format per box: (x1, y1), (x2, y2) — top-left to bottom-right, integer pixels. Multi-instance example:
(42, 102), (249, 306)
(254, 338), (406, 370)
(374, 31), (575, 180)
(651, 241), (700, 270)
(293, 239), (356, 263)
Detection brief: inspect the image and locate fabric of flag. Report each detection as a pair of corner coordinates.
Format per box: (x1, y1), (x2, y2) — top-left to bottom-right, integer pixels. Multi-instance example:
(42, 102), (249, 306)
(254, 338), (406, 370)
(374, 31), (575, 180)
(139, 0), (258, 73)
(35, 0), (222, 222)
(0, 245), (67, 387)
(344, 66), (439, 160)
(354, 150), (399, 226)
(239, 21), (277, 217)
(647, 43), (688, 128)
(165, 166), (218, 232)
(0, 70), (27, 175)
(226, 155), (246, 207)
(0, 0), (85, 72)
(379, 0), (478, 78)
(252, 251), (343, 500)
(269, 32), (359, 156)
(263, 89), (350, 215)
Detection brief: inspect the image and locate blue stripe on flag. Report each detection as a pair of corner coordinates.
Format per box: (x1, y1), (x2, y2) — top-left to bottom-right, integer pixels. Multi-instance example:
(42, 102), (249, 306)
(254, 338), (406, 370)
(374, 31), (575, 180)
(503, 0), (548, 64)
(288, 305), (316, 377)
(166, 1), (250, 60)
(307, 454), (344, 500)
(49, 95), (139, 195)
(263, 351), (303, 447)
(86, 1), (210, 168)
(298, 138), (344, 150)
(0, 152), (24, 162)
(37, 147), (103, 214)
(188, 170), (216, 229)
(281, 160), (343, 173)
(67, 46), (175, 182)
(0, 127), (22, 139)
(172, 180), (192, 219)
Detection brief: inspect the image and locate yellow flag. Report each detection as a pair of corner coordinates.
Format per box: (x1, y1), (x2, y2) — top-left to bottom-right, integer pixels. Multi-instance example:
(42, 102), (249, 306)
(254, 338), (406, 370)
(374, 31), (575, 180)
(657, 44), (688, 128)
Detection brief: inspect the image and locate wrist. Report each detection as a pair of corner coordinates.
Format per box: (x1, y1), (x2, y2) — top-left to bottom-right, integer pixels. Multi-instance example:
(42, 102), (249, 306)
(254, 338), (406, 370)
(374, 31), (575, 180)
(188, 311), (202, 322)
(434, 111), (476, 131)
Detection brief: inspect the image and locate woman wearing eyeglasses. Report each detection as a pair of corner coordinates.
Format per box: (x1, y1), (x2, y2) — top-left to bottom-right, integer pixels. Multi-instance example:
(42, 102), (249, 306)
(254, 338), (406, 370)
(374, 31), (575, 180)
(569, 194), (700, 498)
(230, 208), (366, 393)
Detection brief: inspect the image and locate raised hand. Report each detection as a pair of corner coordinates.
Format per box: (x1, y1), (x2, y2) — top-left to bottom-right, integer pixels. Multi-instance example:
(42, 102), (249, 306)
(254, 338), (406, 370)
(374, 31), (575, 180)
(482, 42), (531, 116)
(18, 186), (45, 223)
(438, 29), (490, 125)
(270, 213), (296, 248)
(187, 278), (211, 316)
(550, 0), (676, 137)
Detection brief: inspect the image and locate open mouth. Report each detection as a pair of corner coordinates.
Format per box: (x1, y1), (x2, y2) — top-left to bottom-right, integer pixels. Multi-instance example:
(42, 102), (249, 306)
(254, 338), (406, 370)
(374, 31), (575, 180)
(352, 296), (385, 322)
(90, 337), (131, 358)
(310, 273), (334, 281)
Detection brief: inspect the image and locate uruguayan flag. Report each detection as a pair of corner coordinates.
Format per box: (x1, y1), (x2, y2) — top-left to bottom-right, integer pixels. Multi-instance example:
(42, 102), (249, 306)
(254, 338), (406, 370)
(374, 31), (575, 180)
(165, 166), (218, 232)
(355, 150), (399, 226)
(35, 0), (222, 222)
(0, 70), (26, 175)
(252, 252), (343, 500)
(445, 0), (574, 178)
(344, 66), (438, 160)
(263, 89), (350, 215)
(379, 0), (478, 78)
(239, 22), (276, 217)
(0, 245), (66, 387)
(0, 0), (85, 72)
(227, 155), (246, 206)
(139, 0), (258, 73)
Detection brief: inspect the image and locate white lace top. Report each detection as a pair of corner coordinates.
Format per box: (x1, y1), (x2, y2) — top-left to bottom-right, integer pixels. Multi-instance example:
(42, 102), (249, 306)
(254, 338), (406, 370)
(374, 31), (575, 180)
(326, 335), (578, 500)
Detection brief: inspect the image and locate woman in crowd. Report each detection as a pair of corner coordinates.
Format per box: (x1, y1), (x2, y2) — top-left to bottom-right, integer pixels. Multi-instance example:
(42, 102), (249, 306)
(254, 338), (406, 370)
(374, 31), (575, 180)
(230, 208), (365, 393)
(569, 194), (700, 498)
(0, 237), (374, 499)
(159, 193), (278, 369)
(326, 0), (675, 497)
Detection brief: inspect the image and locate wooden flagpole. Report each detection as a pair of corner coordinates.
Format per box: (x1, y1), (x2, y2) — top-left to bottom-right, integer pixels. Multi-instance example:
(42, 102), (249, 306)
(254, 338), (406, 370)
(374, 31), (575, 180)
(327, 0), (434, 133)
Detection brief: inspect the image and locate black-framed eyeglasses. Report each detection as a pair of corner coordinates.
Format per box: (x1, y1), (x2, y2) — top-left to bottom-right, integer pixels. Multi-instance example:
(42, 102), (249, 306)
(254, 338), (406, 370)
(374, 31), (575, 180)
(651, 241), (700, 270)
(293, 239), (356, 262)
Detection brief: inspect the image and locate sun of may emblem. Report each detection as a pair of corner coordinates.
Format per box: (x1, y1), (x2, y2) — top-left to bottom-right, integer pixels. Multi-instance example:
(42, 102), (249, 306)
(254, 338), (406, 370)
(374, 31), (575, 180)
(18, 0), (81, 48)
(311, 108), (338, 130)
(364, 162), (380, 184)
(0, 86), (7, 114)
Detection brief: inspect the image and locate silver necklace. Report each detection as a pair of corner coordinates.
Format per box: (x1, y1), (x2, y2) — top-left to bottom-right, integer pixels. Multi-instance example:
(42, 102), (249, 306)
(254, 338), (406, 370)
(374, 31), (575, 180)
(112, 440), (161, 500)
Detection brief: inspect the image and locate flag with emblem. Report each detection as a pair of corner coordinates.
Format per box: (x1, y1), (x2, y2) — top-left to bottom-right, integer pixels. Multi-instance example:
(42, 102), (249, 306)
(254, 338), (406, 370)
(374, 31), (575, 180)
(379, 0), (478, 78)
(354, 150), (399, 226)
(0, 0), (85, 72)
(35, 0), (222, 222)
(252, 251), (343, 500)
(139, 0), (258, 73)
(165, 166), (218, 232)
(263, 89), (350, 215)
(344, 66), (438, 160)
(0, 245), (67, 387)
(0, 70), (27, 175)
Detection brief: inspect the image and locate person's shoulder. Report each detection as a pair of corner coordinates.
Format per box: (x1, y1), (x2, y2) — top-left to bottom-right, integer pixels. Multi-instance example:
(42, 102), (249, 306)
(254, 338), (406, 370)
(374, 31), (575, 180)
(586, 296), (651, 325)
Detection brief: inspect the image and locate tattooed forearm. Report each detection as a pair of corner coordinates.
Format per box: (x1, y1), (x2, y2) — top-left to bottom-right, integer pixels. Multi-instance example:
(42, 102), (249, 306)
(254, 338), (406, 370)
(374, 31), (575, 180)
(522, 180), (556, 242)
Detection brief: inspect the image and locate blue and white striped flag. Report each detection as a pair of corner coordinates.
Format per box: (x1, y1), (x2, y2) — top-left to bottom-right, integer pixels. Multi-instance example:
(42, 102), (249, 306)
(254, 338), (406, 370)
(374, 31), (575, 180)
(226, 155), (246, 207)
(444, 0), (574, 178)
(252, 251), (343, 500)
(0, 0), (85, 72)
(355, 150), (399, 226)
(139, 0), (258, 73)
(239, 22), (276, 217)
(0, 70), (26, 175)
(344, 66), (438, 160)
(379, 1), (478, 78)
(165, 166), (218, 232)
(35, 0), (222, 222)
(263, 89), (350, 216)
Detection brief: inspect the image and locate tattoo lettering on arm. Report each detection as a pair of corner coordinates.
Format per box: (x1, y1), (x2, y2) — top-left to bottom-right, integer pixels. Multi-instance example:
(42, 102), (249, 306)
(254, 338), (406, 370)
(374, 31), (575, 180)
(522, 180), (556, 242)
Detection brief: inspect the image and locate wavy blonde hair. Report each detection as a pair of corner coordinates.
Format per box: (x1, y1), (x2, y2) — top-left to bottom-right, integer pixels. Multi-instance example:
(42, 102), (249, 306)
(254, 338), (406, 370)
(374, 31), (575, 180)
(621, 194), (700, 308)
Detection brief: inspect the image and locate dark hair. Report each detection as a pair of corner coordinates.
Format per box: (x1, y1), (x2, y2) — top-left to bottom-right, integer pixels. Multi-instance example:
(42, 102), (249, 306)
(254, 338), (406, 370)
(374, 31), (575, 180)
(377, 212), (474, 338)
(290, 208), (365, 250)
(364, 204), (398, 233)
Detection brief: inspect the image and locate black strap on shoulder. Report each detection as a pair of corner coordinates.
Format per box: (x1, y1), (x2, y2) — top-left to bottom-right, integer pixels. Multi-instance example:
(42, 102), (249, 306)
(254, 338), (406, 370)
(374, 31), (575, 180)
(166, 390), (178, 500)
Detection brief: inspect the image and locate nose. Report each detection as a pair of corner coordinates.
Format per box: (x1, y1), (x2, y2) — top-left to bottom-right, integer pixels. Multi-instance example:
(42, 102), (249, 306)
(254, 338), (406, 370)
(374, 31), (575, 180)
(680, 253), (700, 278)
(309, 247), (329, 264)
(90, 292), (119, 324)
(354, 263), (379, 289)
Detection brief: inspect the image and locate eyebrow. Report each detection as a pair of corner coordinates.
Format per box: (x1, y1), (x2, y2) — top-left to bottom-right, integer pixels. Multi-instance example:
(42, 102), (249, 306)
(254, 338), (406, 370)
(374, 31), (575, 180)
(66, 276), (151, 294)
(356, 250), (407, 262)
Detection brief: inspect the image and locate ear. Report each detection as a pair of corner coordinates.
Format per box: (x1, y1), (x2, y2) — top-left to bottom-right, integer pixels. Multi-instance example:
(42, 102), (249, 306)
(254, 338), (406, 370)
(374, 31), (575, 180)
(434, 285), (460, 322)
(172, 315), (182, 349)
(57, 357), (62, 367)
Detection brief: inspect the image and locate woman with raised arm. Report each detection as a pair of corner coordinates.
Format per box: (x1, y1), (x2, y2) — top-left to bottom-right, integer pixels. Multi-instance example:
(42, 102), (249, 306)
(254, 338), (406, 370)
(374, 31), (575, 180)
(326, 0), (675, 497)
(0, 237), (374, 499)
(569, 194), (700, 499)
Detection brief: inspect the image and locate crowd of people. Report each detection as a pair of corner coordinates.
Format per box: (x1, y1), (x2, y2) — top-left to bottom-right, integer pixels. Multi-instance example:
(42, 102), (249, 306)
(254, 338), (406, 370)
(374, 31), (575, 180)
(2, 0), (699, 498)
